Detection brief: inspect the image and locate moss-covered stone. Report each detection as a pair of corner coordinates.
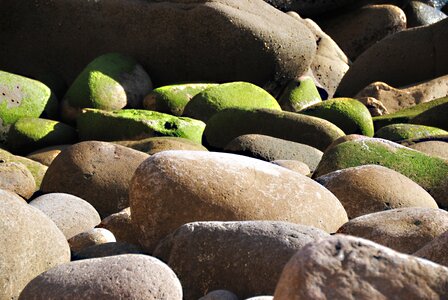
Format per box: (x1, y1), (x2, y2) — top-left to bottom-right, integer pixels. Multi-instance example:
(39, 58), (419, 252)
(313, 137), (448, 208)
(114, 136), (208, 155)
(77, 109), (205, 144)
(204, 108), (345, 151)
(0, 70), (54, 143)
(0, 148), (47, 190)
(143, 83), (217, 116)
(373, 96), (448, 130)
(375, 123), (448, 141)
(7, 117), (78, 154)
(411, 100), (448, 130)
(300, 98), (374, 137)
(278, 77), (322, 112)
(62, 53), (152, 122)
(182, 82), (281, 122)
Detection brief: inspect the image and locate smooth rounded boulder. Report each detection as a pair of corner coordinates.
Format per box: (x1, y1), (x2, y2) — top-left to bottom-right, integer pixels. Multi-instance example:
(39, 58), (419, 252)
(68, 228), (116, 254)
(0, 189), (70, 300)
(115, 136), (208, 155)
(409, 140), (448, 159)
(19, 254), (183, 300)
(0, 161), (36, 199)
(375, 123), (448, 141)
(154, 221), (329, 300)
(97, 207), (140, 245)
(414, 230), (448, 267)
(130, 151), (348, 252)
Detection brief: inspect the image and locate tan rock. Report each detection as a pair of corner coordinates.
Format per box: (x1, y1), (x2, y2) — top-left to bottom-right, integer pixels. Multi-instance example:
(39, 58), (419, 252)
(130, 151), (348, 252)
(409, 141), (448, 159)
(26, 145), (70, 166)
(337, 207), (448, 254)
(68, 228), (116, 253)
(414, 230), (448, 267)
(356, 96), (389, 116)
(0, 162), (35, 199)
(271, 160), (310, 176)
(114, 136), (207, 155)
(97, 207), (140, 245)
(274, 234), (448, 299)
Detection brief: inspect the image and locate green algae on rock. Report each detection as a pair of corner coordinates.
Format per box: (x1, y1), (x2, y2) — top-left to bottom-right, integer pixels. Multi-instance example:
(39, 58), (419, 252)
(300, 97), (374, 137)
(313, 137), (448, 208)
(61, 53), (152, 122)
(0, 70), (55, 143)
(375, 123), (448, 142)
(204, 108), (345, 151)
(7, 118), (78, 154)
(278, 77), (322, 112)
(77, 109), (205, 144)
(182, 82), (281, 122)
(143, 83), (218, 116)
(410, 99), (448, 131)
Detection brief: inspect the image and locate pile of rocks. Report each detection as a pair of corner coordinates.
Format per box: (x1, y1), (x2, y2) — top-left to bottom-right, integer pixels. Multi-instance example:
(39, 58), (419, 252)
(1, 0), (448, 299)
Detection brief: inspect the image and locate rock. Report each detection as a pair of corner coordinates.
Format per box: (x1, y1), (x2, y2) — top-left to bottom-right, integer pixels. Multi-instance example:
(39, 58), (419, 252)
(274, 234), (448, 299)
(300, 98), (374, 136)
(97, 207), (140, 245)
(41, 141), (149, 218)
(29, 193), (101, 240)
(337, 207), (448, 254)
(130, 151), (347, 252)
(354, 75), (448, 114)
(114, 136), (208, 155)
(19, 254), (183, 300)
(405, 1), (447, 28)
(337, 18), (448, 96)
(154, 221), (329, 299)
(313, 137), (448, 208)
(183, 82), (281, 122)
(6, 117), (77, 154)
(68, 228), (116, 254)
(0, 0), (316, 90)
(61, 53), (152, 122)
(0, 162), (36, 199)
(0, 148), (47, 189)
(0, 189), (70, 300)
(204, 108), (345, 151)
(316, 165), (438, 219)
(414, 230), (448, 267)
(0, 70), (56, 143)
(245, 297), (273, 300)
(224, 134), (323, 171)
(72, 242), (144, 261)
(410, 97), (448, 130)
(77, 108), (205, 144)
(277, 76), (322, 112)
(318, 5), (406, 61)
(264, 0), (357, 17)
(356, 96), (389, 116)
(199, 290), (239, 300)
(26, 145), (70, 166)
(324, 134), (366, 151)
(271, 160), (311, 176)
(408, 140), (448, 159)
(143, 83), (218, 116)
(375, 123), (448, 141)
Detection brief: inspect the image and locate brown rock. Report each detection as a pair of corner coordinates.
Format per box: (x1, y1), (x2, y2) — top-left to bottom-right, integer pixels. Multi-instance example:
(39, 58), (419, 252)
(72, 242), (144, 260)
(337, 207), (448, 254)
(414, 230), (448, 267)
(26, 145), (70, 166)
(409, 141), (448, 159)
(356, 96), (389, 116)
(324, 134), (367, 152)
(316, 165), (438, 219)
(271, 160), (310, 176)
(41, 141), (149, 218)
(154, 221), (329, 300)
(130, 151), (347, 252)
(114, 136), (208, 155)
(274, 234), (448, 299)
(68, 228), (116, 254)
(0, 162), (36, 199)
(97, 207), (140, 245)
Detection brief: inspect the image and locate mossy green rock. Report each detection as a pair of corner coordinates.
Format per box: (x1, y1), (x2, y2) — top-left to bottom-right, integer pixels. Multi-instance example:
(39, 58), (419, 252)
(204, 108), (345, 151)
(373, 96), (448, 130)
(410, 99), (448, 130)
(313, 138), (448, 208)
(77, 109), (205, 144)
(300, 98), (374, 137)
(183, 82), (281, 122)
(375, 123), (448, 142)
(143, 83), (217, 116)
(278, 77), (322, 112)
(62, 53), (152, 122)
(0, 70), (55, 143)
(114, 136), (207, 155)
(0, 148), (47, 189)
(7, 118), (78, 154)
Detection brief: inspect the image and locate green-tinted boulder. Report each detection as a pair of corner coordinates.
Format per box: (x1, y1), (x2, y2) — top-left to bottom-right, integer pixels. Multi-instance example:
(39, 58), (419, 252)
(77, 109), (205, 144)
(300, 98), (374, 137)
(0, 148), (47, 190)
(0, 70), (56, 142)
(411, 99), (448, 130)
(313, 137), (448, 208)
(7, 118), (78, 154)
(143, 83), (218, 116)
(278, 77), (322, 112)
(373, 96), (448, 130)
(114, 136), (208, 155)
(62, 53), (152, 122)
(204, 108), (345, 151)
(375, 123), (448, 141)
(183, 82), (281, 122)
